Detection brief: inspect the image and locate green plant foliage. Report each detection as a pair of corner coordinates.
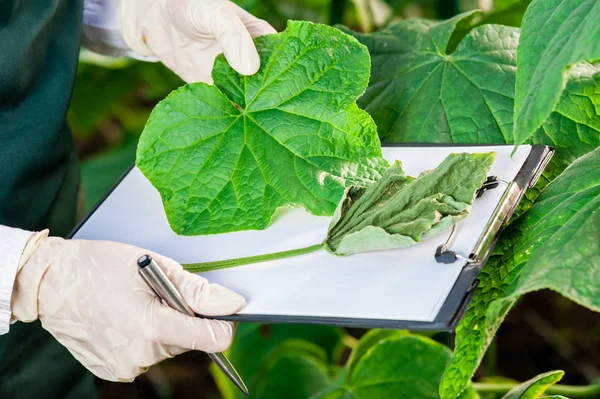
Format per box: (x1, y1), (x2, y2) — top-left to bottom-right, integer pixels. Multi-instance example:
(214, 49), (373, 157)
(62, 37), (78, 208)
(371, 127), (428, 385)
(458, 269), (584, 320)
(440, 148), (600, 399)
(513, 0), (600, 147)
(251, 340), (333, 399)
(517, 63), (600, 212)
(69, 55), (183, 137)
(313, 332), (478, 399)
(448, 0), (532, 53)
(343, 330), (408, 379)
(342, 11), (516, 143)
(485, 0), (531, 26)
(213, 323), (344, 399)
(136, 20), (389, 236)
(325, 152), (495, 255)
(343, 13), (599, 180)
(502, 371), (563, 399)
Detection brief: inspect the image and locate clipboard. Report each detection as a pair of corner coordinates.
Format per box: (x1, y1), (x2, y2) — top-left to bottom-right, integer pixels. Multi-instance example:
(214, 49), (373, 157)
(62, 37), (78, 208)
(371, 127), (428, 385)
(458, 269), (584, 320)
(70, 144), (553, 331)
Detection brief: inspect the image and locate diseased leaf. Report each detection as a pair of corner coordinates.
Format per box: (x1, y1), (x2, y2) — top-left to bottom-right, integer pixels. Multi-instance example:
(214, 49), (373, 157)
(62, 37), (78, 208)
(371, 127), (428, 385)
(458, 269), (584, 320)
(185, 152), (497, 272)
(440, 149), (600, 399)
(137, 20), (388, 235)
(513, 0), (600, 146)
(313, 334), (478, 399)
(325, 152), (495, 255)
(502, 371), (564, 399)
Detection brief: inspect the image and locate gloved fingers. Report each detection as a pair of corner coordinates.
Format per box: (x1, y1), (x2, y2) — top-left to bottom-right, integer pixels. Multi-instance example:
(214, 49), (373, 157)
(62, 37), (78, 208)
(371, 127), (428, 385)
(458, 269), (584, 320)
(207, 9), (260, 76)
(150, 301), (236, 353)
(166, 42), (223, 84)
(234, 6), (278, 37)
(149, 252), (246, 316)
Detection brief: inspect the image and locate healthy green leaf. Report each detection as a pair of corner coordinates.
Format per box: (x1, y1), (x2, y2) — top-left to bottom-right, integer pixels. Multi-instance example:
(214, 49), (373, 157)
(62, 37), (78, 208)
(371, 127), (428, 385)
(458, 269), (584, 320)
(313, 333), (478, 399)
(251, 340), (333, 399)
(440, 148), (600, 399)
(502, 371), (564, 399)
(342, 11), (518, 143)
(325, 152), (495, 255)
(343, 14), (599, 186)
(515, 63), (600, 213)
(513, 0), (600, 146)
(136, 20), (388, 235)
(343, 329), (408, 381)
(212, 323), (344, 399)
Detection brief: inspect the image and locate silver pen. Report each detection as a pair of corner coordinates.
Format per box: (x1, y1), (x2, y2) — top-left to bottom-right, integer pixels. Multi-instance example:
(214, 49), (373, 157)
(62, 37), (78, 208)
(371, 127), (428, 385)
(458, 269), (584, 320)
(137, 254), (248, 396)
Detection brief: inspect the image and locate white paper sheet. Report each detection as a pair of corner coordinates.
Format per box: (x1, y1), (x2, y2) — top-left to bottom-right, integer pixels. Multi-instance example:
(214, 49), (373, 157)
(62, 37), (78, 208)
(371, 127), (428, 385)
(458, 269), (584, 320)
(74, 145), (531, 322)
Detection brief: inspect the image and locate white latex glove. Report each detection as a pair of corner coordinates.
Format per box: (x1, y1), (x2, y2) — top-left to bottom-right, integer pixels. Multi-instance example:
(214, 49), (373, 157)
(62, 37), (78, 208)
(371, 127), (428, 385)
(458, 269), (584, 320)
(121, 0), (277, 83)
(10, 230), (245, 382)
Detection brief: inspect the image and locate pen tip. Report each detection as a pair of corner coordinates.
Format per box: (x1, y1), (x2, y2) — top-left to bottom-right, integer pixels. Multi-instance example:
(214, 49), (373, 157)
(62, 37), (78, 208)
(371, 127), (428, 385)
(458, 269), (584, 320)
(237, 381), (249, 396)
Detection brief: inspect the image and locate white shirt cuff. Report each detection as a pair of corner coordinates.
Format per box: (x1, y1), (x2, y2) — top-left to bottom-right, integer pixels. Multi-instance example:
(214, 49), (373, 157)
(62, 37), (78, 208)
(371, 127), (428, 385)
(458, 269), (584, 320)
(0, 226), (33, 334)
(82, 0), (157, 61)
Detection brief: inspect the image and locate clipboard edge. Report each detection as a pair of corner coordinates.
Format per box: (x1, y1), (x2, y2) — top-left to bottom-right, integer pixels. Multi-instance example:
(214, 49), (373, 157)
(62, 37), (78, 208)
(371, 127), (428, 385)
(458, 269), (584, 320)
(69, 144), (554, 331)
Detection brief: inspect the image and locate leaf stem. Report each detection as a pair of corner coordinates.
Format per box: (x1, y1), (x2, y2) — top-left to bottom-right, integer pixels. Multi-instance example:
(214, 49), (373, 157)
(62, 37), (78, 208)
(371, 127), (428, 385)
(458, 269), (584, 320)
(183, 244), (325, 273)
(342, 334), (359, 350)
(472, 381), (600, 397)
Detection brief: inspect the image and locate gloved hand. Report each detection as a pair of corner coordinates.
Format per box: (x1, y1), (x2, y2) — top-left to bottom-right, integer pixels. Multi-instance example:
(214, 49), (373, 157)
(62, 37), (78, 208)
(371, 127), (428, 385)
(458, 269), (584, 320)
(11, 230), (245, 382)
(121, 0), (277, 83)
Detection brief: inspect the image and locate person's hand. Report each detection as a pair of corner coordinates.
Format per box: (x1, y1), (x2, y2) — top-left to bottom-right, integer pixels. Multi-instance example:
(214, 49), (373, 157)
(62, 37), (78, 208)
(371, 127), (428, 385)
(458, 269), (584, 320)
(120, 0), (277, 83)
(10, 231), (245, 382)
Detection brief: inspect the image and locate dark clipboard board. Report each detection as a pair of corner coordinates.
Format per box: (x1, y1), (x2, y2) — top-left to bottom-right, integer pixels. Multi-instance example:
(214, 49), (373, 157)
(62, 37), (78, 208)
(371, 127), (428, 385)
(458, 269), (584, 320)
(70, 144), (553, 331)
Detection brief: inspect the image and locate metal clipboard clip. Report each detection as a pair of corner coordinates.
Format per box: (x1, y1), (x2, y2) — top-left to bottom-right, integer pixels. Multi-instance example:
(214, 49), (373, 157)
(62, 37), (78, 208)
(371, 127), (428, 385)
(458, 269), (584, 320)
(434, 176), (509, 265)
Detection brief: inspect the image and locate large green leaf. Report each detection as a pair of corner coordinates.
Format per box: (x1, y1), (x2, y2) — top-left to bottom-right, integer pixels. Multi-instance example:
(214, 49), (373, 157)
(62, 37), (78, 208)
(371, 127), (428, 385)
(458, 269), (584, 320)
(343, 14), (599, 176)
(513, 0), (600, 146)
(502, 371), (563, 399)
(313, 332), (478, 399)
(447, 1), (532, 53)
(251, 340), (333, 399)
(440, 148), (600, 399)
(136, 20), (388, 236)
(343, 11), (518, 143)
(213, 323), (344, 399)
(325, 152), (495, 255)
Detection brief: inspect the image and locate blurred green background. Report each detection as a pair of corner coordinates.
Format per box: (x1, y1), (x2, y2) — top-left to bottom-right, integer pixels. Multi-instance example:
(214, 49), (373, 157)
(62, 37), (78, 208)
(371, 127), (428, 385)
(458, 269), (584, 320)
(71, 1), (599, 398)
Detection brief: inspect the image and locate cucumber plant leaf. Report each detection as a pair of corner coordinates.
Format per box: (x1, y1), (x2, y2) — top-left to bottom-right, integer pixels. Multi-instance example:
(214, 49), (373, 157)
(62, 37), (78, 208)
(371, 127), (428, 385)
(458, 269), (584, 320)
(184, 152), (495, 271)
(502, 370), (564, 399)
(513, 0), (600, 146)
(440, 148), (600, 399)
(341, 11), (518, 143)
(251, 340), (333, 399)
(313, 332), (478, 399)
(212, 323), (344, 399)
(325, 152), (496, 255)
(343, 13), (599, 186)
(136, 20), (388, 235)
